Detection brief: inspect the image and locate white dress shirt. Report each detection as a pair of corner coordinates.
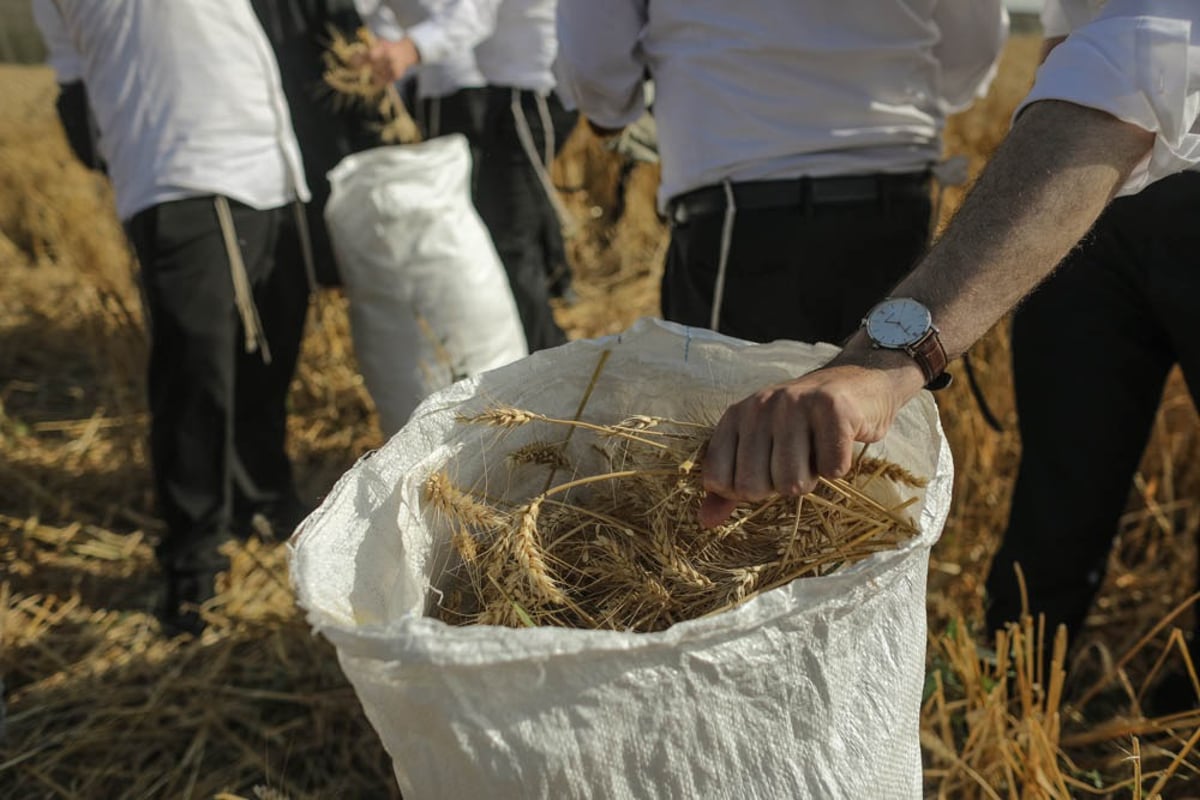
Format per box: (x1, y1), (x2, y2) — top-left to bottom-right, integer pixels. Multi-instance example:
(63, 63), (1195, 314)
(554, 0), (1008, 208)
(1026, 0), (1200, 195)
(354, 0), (485, 98)
(399, 0), (559, 93)
(31, 0), (83, 83)
(32, 0), (310, 222)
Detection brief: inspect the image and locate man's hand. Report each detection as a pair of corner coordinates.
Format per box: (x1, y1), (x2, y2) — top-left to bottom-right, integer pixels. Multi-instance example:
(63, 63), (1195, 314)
(698, 352), (924, 528)
(360, 37), (421, 87)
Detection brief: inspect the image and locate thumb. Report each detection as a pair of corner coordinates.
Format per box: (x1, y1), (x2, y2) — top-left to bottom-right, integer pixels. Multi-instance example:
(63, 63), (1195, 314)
(698, 493), (738, 529)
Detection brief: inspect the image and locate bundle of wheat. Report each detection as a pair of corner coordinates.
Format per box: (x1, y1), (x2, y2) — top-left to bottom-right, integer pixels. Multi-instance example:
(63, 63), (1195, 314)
(423, 406), (926, 632)
(321, 27), (421, 145)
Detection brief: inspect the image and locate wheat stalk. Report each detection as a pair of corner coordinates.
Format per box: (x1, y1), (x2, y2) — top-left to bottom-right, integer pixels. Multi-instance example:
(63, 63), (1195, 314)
(428, 408), (923, 632)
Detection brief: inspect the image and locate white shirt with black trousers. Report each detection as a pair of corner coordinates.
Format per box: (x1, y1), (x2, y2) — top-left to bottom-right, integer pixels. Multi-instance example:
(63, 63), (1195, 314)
(353, 0), (488, 157)
(360, 0), (577, 351)
(555, 0), (1008, 346)
(986, 0), (1200, 681)
(33, 0), (317, 634)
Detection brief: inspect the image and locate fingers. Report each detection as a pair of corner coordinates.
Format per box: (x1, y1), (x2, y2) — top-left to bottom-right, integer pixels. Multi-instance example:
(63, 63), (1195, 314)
(363, 42), (403, 87)
(812, 415), (854, 481)
(701, 391), (804, 529)
(371, 60), (395, 88)
(701, 415), (737, 502)
(733, 411), (775, 502)
(698, 494), (739, 529)
(696, 363), (912, 527)
(768, 428), (813, 497)
(699, 377), (860, 525)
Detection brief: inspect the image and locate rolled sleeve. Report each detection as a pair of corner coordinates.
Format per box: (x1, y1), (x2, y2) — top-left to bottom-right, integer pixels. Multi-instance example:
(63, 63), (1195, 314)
(407, 0), (500, 66)
(553, 0), (648, 129)
(1040, 0), (1071, 39)
(32, 0), (84, 83)
(933, 0), (1009, 113)
(354, 0), (407, 41)
(1019, 3), (1200, 194)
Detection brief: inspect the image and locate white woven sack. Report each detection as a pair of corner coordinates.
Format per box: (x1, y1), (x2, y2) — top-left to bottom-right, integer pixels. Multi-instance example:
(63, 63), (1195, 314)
(290, 318), (953, 799)
(324, 135), (528, 436)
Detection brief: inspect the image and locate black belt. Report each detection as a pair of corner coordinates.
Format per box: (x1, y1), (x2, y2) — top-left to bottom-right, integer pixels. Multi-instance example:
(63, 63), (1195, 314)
(667, 172), (931, 225)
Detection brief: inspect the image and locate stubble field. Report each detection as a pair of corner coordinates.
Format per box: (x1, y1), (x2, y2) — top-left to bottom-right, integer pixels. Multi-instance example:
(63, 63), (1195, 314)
(4, 34), (1200, 798)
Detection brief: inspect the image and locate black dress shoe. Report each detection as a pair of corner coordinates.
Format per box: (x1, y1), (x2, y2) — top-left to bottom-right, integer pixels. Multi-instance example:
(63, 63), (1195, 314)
(158, 566), (221, 637)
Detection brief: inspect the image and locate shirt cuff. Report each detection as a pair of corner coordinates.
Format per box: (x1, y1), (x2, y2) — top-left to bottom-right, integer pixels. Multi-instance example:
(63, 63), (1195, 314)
(1018, 15), (1200, 195)
(552, 67), (647, 131)
(1040, 1), (1071, 39)
(406, 20), (450, 66)
(362, 11), (405, 43)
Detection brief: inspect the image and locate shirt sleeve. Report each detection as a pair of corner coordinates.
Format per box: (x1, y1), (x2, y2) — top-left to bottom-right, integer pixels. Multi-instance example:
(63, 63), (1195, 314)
(31, 0), (84, 83)
(1040, 0), (1071, 39)
(553, 0), (648, 129)
(1018, 0), (1200, 194)
(354, 0), (407, 41)
(405, 0), (503, 67)
(931, 0), (1009, 114)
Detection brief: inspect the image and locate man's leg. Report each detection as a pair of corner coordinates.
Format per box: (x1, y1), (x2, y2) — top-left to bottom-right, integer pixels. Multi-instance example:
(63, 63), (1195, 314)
(227, 203), (310, 538)
(127, 197), (242, 630)
(543, 92), (580, 301)
(474, 88), (568, 352)
(430, 87), (489, 194)
(986, 197), (1174, 642)
(1139, 173), (1200, 708)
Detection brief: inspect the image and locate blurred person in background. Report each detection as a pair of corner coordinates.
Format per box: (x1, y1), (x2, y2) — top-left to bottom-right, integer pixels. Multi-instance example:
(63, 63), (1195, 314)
(554, 0), (1008, 347)
(33, 0), (318, 635)
(986, 0), (1200, 711)
(355, 0), (577, 352)
(353, 0), (489, 182)
(251, 0), (382, 289)
(690, 0), (1200, 563)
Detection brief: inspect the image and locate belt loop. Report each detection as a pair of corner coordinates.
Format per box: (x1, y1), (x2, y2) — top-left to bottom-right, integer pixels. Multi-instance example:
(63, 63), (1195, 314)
(800, 177), (814, 216)
(879, 175), (892, 218)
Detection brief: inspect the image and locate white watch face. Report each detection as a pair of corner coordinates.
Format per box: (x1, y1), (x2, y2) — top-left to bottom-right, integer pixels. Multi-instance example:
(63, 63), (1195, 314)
(864, 298), (932, 348)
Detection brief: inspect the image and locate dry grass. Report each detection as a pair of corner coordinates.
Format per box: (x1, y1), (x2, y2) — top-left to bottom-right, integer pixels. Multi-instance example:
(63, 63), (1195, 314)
(428, 408), (922, 632)
(3, 30), (1200, 797)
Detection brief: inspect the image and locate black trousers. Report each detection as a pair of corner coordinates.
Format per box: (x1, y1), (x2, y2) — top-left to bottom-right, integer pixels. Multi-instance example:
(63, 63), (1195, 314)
(126, 197), (309, 571)
(986, 172), (1200, 642)
(661, 186), (932, 345)
(418, 87), (489, 193)
(474, 87), (572, 351)
(421, 86), (576, 352)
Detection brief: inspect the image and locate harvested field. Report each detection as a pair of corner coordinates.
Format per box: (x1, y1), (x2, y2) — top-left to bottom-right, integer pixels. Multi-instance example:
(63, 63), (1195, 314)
(4, 33), (1200, 798)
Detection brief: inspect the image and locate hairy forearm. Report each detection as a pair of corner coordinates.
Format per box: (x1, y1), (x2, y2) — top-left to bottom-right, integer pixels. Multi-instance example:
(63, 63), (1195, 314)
(837, 100), (1153, 378)
(699, 100), (1158, 521)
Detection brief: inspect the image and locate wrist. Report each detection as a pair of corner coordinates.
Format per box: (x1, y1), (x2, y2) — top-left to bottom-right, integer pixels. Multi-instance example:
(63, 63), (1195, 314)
(831, 333), (929, 398)
(858, 296), (952, 390)
(399, 36), (421, 65)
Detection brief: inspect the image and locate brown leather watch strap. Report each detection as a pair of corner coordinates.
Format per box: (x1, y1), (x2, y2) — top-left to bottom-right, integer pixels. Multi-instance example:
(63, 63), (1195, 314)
(908, 328), (952, 390)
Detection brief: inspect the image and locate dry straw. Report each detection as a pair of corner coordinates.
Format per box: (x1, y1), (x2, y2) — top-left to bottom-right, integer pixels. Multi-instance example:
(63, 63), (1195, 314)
(923, 606), (1200, 799)
(424, 406), (926, 633)
(322, 27), (421, 145)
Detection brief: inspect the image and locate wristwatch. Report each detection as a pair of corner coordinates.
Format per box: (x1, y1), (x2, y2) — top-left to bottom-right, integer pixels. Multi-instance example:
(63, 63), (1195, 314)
(861, 297), (952, 390)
